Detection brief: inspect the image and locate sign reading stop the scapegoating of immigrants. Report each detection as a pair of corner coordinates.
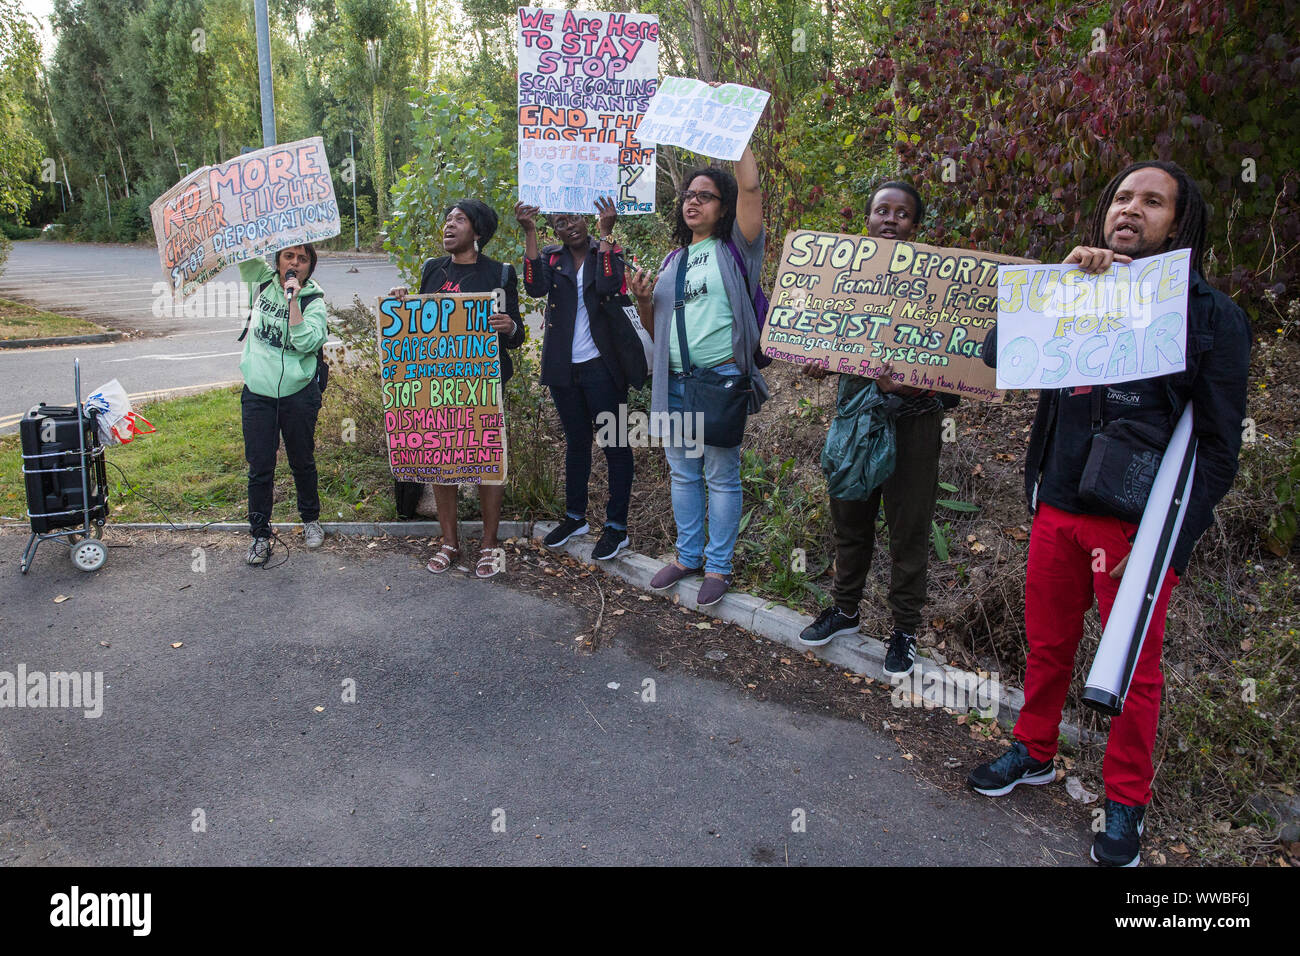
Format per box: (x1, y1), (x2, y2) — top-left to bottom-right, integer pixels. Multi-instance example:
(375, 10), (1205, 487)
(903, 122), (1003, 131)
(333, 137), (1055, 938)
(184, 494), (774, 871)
(760, 230), (1034, 401)
(994, 249), (1191, 391)
(516, 6), (660, 214)
(150, 136), (340, 300)
(377, 292), (508, 486)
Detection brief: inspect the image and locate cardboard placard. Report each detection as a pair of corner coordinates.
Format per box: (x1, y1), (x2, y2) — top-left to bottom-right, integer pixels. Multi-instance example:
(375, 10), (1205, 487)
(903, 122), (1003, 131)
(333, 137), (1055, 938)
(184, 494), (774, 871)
(517, 6), (660, 214)
(150, 137), (340, 300)
(377, 292), (508, 486)
(635, 76), (770, 161)
(761, 230), (1034, 401)
(994, 249), (1191, 390)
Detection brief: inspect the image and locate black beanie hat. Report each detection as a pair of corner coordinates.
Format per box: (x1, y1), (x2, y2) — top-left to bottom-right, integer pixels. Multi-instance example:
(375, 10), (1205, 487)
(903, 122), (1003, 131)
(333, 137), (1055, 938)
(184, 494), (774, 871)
(446, 199), (499, 250)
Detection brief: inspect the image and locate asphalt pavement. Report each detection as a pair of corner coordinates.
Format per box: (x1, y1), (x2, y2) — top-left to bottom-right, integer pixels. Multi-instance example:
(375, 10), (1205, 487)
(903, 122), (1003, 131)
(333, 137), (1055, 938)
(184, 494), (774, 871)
(0, 241), (400, 435)
(0, 529), (1087, 866)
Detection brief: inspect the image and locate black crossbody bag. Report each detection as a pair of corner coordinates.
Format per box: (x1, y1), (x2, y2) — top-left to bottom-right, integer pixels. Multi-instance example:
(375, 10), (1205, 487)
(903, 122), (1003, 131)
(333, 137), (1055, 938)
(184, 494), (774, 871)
(1077, 386), (1173, 523)
(673, 251), (751, 448)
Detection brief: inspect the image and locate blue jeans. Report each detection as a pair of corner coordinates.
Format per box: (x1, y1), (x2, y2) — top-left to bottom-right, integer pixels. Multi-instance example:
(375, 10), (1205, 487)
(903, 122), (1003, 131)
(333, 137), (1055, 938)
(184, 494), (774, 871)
(663, 363), (743, 575)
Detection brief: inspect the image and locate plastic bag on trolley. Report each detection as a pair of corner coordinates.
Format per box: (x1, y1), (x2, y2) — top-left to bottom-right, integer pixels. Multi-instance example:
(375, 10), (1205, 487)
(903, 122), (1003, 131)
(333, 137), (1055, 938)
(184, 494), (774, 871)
(84, 379), (156, 445)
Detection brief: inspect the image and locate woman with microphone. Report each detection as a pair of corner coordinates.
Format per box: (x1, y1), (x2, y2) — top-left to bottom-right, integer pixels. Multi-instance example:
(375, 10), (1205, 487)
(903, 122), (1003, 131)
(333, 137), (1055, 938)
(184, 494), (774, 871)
(237, 243), (329, 566)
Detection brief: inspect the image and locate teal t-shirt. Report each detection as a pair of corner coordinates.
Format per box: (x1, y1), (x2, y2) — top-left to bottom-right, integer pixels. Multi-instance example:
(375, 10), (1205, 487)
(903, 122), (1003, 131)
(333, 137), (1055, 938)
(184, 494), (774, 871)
(668, 238), (735, 372)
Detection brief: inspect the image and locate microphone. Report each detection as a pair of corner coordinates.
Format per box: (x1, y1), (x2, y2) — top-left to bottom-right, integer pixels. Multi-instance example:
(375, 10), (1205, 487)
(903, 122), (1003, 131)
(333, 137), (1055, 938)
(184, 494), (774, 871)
(285, 268), (299, 299)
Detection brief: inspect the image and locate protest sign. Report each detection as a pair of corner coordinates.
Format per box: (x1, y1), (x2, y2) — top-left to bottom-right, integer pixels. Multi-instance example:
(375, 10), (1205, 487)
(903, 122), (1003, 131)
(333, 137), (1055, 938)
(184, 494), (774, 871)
(517, 6), (659, 214)
(760, 230), (1033, 401)
(150, 137), (340, 300)
(635, 76), (769, 161)
(377, 292), (508, 486)
(994, 249), (1191, 390)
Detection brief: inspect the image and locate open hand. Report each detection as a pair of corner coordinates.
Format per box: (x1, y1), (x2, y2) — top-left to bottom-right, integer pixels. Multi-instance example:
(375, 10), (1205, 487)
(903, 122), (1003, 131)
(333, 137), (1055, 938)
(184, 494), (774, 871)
(627, 265), (655, 304)
(594, 196), (617, 238)
(515, 201), (540, 233)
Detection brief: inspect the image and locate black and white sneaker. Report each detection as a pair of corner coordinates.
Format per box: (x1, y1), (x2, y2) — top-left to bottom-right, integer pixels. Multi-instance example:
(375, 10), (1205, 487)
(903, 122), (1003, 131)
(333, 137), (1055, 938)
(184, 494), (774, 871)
(544, 516), (589, 549)
(591, 527), (629, 561)
(882, 628), (917, 677)
(967, 741), (1056, 797)
(246, 535), (273, 566)
(799, 606), (860, 646)
(1091, 798), (1146, 867)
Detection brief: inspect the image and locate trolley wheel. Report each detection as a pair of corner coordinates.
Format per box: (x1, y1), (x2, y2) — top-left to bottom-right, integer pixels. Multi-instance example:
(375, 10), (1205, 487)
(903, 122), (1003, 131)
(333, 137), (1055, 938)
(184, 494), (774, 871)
(71, 539), (107, 572)
(91, 522), (104, 539)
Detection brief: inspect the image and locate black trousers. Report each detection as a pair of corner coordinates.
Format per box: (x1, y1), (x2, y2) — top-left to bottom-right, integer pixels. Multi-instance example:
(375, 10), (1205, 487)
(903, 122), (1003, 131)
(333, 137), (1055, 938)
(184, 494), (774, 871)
(830, 407), (944, 633)
(549, 357), (634, 530)
(241, 382), (321, 537)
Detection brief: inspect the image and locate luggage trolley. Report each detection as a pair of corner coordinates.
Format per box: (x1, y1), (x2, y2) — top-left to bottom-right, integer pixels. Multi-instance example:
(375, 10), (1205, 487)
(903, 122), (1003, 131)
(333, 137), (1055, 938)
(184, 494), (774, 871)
(19, 359), (110, 573)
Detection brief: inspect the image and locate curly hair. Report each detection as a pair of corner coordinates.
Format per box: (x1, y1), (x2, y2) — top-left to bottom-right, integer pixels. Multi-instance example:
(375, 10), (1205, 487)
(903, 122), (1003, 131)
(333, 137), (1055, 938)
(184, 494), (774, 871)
(672, 167), (738, 247)
(1085, 160), (1208, 274)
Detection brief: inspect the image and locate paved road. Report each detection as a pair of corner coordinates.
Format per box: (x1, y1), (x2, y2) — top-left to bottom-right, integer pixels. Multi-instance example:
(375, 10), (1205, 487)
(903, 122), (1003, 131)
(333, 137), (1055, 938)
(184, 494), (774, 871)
(0, 240), (400, 337)
(0, 532), (1085, 866)
(0, 241), (400, 435)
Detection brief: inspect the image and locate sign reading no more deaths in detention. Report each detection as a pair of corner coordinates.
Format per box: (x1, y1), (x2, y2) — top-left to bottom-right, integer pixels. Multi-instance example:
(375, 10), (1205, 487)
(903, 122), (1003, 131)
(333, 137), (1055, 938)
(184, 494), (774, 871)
(760, 229), (1034, 402)
(994, 249), (1191, 391)
(377, 292), (508, 486)
(634, 76), (770, 161)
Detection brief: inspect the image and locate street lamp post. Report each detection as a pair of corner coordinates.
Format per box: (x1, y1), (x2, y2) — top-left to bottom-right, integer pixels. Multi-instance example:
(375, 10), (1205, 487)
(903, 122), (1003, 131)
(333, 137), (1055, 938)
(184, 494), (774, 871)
(98, 174), (111, 227)
(343, 129), (358, 251)
(179, 163), (190, 178)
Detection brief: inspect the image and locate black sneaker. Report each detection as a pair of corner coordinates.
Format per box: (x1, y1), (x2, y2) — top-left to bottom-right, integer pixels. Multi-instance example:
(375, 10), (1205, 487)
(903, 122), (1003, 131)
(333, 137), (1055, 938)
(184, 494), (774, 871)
(967, 740), (1056, 797)
(544, 516), (588, 549)
(799, 606), (860, 646)
(1091, 798), (1146, 867)
(591, 527), (629, 561)
(882, 628), (917, 677)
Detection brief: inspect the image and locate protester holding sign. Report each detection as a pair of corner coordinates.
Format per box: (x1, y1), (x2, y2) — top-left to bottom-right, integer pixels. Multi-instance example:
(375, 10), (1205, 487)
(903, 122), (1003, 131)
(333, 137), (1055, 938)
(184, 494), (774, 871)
(388, 199), (524, 578)
(968, 161), (1251, 867)
(627, 142), (767, 607)
(517, 197), (637, 561)
(238, 244), (330, 566)
(797, 183), (956, 678)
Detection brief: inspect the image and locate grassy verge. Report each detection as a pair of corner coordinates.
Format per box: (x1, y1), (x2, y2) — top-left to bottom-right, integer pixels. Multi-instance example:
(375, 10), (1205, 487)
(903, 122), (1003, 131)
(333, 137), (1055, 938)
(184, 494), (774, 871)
(0, 385), (397, 524)
(0, 297), (103, 341)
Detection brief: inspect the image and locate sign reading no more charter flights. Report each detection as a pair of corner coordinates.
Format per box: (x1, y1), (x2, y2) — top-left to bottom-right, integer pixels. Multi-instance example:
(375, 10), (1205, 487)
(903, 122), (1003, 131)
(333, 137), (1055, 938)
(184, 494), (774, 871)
(150, 136), (340, 301)
(994, 249), (1191, 391)
(378, 292), (508, 486)
(517, 6), (660, 214)
(760, 230), (1034, 401)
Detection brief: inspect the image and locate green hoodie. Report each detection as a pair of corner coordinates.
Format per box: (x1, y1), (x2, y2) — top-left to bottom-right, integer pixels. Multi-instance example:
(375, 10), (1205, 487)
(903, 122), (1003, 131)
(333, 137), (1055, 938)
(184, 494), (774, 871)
(238, 258), (329, 398)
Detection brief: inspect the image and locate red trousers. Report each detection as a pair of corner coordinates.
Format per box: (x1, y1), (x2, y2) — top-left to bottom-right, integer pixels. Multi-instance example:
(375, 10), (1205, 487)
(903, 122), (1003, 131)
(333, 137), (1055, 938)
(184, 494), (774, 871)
(1015, 503), (1179, 807)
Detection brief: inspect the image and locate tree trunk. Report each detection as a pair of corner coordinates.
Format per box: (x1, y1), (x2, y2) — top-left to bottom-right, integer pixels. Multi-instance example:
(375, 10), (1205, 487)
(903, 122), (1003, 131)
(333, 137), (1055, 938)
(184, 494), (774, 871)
(372, 87), (386, 223)
(417, 0), (429, 83)
(687, 0), (714, 81)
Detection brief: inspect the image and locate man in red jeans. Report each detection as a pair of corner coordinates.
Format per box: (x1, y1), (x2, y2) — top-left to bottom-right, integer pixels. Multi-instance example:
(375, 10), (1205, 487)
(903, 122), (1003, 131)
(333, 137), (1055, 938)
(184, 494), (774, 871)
(969, 161), (1251, 866)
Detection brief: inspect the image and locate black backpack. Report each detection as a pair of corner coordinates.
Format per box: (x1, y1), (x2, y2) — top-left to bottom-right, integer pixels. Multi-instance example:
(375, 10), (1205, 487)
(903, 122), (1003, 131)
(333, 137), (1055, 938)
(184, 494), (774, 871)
(239, 278), (329, 392)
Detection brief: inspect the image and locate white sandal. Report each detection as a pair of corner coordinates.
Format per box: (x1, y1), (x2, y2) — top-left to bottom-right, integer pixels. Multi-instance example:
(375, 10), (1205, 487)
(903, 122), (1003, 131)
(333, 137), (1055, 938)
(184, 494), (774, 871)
(427, 544), (460, 574)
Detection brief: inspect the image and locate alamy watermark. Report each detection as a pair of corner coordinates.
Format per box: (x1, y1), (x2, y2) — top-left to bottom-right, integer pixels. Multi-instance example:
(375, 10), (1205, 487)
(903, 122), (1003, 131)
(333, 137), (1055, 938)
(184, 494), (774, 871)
(889, 660), (1000, 716)
(0, 665), (103, 718)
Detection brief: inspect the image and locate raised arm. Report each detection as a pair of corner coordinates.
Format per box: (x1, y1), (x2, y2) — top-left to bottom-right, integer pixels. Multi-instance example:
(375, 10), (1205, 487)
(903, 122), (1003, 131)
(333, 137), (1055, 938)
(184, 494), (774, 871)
(734, 144), (762, 245)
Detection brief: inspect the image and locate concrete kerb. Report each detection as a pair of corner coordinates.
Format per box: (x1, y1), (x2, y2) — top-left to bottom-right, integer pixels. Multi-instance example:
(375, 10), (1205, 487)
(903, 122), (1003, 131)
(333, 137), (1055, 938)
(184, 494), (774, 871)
(0, 332), (126, 349)
(532, 519), (1094, 749)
